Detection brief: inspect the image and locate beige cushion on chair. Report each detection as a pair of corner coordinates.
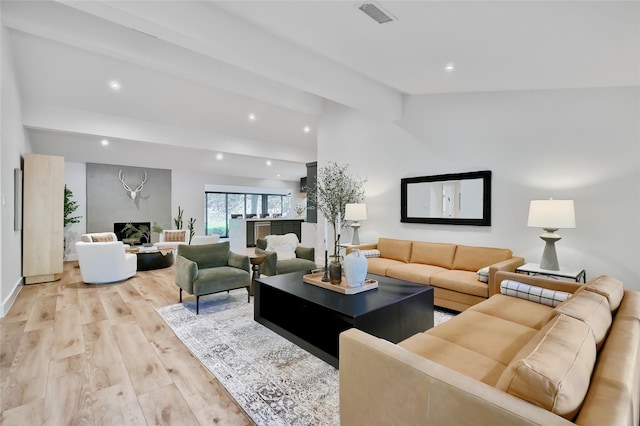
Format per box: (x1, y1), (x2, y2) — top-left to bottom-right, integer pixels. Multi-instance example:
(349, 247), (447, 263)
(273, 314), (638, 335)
(81, 232), (118, 243)
(163, 230), (187, 242)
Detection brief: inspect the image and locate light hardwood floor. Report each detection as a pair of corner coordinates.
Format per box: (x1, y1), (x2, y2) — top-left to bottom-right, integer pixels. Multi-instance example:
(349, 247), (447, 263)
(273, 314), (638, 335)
(0, 261), (254, 426)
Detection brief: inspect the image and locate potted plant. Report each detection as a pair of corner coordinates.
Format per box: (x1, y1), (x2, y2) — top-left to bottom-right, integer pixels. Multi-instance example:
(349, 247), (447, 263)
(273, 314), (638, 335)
(310, 162), (366, 282)
(63, 185), (82, 258)
(122, 222), (152, 246)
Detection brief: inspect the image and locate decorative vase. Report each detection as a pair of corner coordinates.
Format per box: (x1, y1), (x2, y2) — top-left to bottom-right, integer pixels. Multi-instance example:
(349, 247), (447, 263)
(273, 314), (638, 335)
(344, 249), (368, 287)
(329, 260), (342, 285)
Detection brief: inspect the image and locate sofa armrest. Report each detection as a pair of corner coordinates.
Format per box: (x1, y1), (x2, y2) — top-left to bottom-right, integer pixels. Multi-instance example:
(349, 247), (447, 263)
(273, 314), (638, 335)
(339, 328), (574, 426)
(228, 252), (250, 273)
(487, 256), (525, 295)
(295, 245), (315, 261)
(345, 243), (378, 255)
(491, 271), (585, 297)
(255, 247), (277, 276)
(175, 255), (198, 294)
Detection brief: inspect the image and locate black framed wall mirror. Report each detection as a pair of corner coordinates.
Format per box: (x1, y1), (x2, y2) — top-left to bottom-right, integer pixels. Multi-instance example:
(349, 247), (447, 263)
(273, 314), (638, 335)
(401, 170), (491, 226)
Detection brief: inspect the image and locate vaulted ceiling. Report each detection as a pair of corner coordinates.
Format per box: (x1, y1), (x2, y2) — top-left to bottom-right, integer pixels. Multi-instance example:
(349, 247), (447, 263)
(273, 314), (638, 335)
(3, 1), (637, 181)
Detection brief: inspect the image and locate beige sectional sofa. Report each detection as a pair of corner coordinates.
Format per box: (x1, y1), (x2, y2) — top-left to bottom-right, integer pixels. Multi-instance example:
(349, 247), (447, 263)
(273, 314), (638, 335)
(340, 271), (640, 425)
(349, 238), (524, 311)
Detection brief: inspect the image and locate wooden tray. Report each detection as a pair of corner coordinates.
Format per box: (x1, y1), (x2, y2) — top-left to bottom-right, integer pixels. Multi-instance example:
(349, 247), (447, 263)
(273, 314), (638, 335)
(302, 273), (378, 295)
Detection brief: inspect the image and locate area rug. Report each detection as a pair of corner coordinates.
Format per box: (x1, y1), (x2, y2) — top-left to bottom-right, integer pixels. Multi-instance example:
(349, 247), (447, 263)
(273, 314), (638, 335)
(157, 289), (455, 426)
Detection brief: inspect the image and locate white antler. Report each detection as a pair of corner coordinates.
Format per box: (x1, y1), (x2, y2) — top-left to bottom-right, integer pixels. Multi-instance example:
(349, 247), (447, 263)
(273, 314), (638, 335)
(119, 170), (147, 200)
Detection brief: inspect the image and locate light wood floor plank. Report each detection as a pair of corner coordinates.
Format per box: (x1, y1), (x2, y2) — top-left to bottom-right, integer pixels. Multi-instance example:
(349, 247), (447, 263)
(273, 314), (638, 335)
(138, 383), (200, 426)
(0, 397), (44, 426)
(43, 353), (94, 426)
(92, 383), (146, 426)
(23, 295), (56, 332)
(51, 308), (84, 360)
(0, 261), (254, 425)
(111, 322), (173, 395)
(2, 327), (53, 411)
(99, 291), (135, 325)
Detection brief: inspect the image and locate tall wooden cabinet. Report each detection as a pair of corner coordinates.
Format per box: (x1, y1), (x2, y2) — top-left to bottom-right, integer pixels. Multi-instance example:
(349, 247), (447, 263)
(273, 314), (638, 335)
(22, 153), (65, 284)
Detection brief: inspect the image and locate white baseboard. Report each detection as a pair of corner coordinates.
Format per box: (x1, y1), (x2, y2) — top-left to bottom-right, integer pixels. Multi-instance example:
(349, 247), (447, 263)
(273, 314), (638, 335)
(1, 277), (24, 318)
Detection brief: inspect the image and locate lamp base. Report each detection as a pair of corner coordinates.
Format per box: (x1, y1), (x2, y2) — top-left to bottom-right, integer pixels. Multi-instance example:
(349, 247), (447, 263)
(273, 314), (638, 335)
(539, 230), (561, 271)
(350, 222), (361, 245)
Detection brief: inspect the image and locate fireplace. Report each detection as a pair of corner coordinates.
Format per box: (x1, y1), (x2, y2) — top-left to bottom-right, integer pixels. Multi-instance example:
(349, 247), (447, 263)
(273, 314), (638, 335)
(114, 222), (151, 245)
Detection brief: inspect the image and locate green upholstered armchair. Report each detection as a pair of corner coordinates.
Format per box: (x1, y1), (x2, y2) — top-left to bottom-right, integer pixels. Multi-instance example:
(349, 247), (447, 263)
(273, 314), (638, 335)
(175, 241), (251, 314)
(255, 237), (317, 276)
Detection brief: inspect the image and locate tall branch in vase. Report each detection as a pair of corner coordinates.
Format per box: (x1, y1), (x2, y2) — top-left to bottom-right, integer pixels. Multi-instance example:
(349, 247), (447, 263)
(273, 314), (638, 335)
(309, 162), (366, 258)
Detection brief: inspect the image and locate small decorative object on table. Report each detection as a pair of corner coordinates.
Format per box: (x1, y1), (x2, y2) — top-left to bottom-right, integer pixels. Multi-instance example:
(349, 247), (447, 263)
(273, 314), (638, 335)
(343, 249), (368, 287)
(329, 259), (342, 284)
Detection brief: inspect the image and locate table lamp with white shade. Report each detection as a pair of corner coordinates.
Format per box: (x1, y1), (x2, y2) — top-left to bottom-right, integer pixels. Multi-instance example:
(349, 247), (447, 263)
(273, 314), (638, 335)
(344, 203), (367, 245)
(527, 199), (575, 271)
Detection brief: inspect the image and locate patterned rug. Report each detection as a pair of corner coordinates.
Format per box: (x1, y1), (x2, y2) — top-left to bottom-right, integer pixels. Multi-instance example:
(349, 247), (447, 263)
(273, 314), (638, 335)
(157, 289), (455, 426)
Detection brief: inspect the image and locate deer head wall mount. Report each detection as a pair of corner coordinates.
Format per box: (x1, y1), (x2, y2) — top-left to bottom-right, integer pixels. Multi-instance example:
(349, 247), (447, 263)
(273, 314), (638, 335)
(118, 170), (147, 200)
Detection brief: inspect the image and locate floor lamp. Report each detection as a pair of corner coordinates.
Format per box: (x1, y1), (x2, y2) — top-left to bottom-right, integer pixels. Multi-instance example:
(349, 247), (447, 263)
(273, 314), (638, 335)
(344, 203), (367, 245)
(527, 199), (575, 271)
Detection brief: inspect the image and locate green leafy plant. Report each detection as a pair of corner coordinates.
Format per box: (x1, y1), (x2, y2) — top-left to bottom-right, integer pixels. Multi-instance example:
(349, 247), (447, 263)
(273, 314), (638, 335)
(309, 162), (366, 257)
(187, 217), (196, 244)
(64, 186), (82, 227)
(174, 206), (184, 229)
(122, 222), (151, 245)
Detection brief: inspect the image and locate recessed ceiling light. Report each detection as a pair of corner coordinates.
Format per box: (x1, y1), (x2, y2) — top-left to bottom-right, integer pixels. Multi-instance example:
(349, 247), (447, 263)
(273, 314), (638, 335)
(109, 80), (121, 90)
(303, 126), (311, 133)
(248, 113), (256, 122)
(277, 174), (281, 177)
(444, 63), (455, 72)
(101, 139), (109, 146)
(266, 160), (272, 166)
(216, 153), (224, 160)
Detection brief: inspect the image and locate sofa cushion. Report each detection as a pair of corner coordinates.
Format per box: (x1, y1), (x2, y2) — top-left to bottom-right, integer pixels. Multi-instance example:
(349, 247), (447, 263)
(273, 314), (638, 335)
(178, 241), (230, 269)
(584, 275), (624, 312)
(500, 280), (572, 307)
(409, 242), (457, 269)
(430, 270), (489, 298)
(366, 257), (406, 276)
(377, 238), (412, 263)
(496, 314), (596, 420)
(467, 294), (556, 330)
(398, 333), (506, 386)
(556, 289), (612, 350)
(386, 263), (449, 285)
(426, 310), (538, 365)
(452, 245), (512, 272)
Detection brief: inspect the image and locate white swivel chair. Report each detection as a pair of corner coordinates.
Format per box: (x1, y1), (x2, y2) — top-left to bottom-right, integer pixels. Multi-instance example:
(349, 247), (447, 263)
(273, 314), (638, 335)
(76, 241), (137, 284)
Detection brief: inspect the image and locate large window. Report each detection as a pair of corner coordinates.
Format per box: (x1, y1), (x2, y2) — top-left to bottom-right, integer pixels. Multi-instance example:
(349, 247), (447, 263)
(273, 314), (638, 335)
(205, 192), (291, 237)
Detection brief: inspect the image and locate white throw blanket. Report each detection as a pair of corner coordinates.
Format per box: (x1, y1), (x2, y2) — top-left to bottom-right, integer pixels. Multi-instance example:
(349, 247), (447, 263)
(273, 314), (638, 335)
(265, 233), (299, 260)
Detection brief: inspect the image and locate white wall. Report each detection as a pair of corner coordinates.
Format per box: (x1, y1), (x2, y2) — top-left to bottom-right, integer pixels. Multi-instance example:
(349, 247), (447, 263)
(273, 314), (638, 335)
(61, 166), (302, 244)
(317, 87), (640, 290)
(1, 26), (32, 316)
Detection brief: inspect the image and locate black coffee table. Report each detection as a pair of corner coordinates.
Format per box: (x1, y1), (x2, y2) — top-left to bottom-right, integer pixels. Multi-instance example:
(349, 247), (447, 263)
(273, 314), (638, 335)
(135, 250), (174, 271)
(254, 272), (434, 368)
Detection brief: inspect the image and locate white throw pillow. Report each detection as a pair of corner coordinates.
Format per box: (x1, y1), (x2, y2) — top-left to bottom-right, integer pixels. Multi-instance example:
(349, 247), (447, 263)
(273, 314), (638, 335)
(265, 233), (299, 261)
(477, 266), (490, 283)
(359, 249), (381, 258)
(500, 280), (571, 307)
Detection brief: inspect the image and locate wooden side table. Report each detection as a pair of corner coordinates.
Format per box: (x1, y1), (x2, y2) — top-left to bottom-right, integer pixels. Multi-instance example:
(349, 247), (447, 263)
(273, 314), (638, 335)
(249, 254), (266, 296)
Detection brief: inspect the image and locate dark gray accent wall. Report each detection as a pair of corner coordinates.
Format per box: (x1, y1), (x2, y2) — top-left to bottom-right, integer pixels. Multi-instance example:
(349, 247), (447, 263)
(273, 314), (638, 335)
(86, 163), (172, 239)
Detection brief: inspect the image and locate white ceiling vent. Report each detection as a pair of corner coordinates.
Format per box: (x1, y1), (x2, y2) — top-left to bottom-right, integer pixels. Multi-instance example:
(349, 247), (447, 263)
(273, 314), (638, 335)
(357, 2), (397, 24)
